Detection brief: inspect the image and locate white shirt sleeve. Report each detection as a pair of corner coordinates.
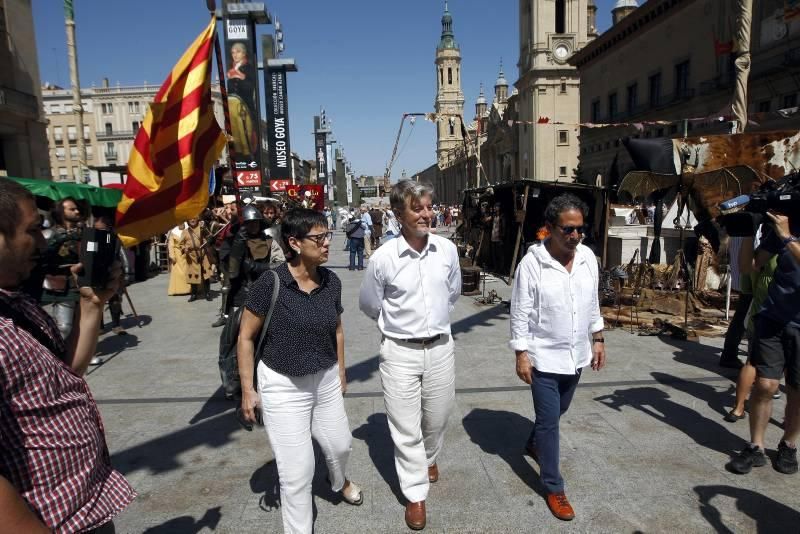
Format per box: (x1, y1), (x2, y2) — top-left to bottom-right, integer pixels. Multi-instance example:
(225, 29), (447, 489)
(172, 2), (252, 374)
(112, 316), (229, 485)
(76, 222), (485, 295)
(509, 256), (536, 352)
(447, 243), (461, 310)
(358, 257), (384, 321)
(587, 251), (604, 334)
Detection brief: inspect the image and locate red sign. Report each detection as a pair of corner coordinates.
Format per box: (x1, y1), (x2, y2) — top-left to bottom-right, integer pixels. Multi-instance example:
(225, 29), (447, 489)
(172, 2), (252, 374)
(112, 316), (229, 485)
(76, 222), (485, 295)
(270, 179), (291, 192)
(286, 184), (324, 212)
(236, 170), (262, 186)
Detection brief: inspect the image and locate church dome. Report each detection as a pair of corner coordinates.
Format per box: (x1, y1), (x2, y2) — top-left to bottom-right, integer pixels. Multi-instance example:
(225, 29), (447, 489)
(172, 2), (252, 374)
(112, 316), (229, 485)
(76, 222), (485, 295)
(476, 84), (487, 105)
(613, 0), (638, 8)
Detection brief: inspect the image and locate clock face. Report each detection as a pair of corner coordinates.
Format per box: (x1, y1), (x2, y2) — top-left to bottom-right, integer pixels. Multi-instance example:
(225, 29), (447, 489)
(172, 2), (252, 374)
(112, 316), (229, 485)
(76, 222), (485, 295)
(554, 44), (570, 61)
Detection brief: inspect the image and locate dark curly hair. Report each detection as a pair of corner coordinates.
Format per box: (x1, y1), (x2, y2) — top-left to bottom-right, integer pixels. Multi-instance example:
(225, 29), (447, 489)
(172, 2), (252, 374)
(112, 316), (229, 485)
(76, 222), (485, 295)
(544, 193), (588, 225)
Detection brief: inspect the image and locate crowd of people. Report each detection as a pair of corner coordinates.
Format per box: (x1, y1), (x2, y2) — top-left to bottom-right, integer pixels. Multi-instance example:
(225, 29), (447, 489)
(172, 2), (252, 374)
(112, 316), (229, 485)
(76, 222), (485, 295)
(1, 172), (798, 533)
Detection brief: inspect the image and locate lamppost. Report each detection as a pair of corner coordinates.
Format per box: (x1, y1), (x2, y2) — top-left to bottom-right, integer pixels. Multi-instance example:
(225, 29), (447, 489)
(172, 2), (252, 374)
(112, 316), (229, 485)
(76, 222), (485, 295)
(63, 0), (87, 183)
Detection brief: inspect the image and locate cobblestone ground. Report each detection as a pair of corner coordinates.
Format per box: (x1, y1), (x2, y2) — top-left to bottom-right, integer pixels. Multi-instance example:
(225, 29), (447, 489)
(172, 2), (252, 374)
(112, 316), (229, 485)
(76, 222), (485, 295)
(87, 230), (800, 533)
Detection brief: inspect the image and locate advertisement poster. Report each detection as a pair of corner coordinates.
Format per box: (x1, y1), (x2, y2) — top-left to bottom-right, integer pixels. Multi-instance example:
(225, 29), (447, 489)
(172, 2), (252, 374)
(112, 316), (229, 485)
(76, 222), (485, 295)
(265, 68), (292, 181)
(224, 17), (263, 186)
(270, 179), (291, 192)
(287, 184), (324, 212)
(315, 132), (328, 182)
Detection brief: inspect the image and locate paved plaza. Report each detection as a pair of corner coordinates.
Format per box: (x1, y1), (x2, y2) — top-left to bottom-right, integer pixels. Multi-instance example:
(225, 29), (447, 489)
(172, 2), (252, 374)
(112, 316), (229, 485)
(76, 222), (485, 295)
(87, 232), (800, 533)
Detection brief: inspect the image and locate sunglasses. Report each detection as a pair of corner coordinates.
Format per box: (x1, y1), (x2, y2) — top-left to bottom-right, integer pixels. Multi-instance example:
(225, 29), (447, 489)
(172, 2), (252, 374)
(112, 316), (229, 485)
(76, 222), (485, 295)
(554, 224), (589, 236)
(302, 231), (334, 246)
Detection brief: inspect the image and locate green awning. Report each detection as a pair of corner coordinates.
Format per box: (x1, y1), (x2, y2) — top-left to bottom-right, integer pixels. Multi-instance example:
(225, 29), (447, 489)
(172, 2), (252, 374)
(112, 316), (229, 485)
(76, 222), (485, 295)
(6, 176), (122, 208)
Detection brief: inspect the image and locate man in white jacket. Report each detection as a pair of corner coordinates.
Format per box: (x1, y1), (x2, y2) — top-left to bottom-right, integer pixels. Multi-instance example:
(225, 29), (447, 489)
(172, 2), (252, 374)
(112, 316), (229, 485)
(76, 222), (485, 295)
(509, 194), (606, 522)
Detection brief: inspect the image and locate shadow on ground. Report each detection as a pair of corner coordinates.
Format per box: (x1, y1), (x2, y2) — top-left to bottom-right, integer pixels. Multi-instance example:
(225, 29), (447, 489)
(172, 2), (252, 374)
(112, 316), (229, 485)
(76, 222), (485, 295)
(142, 506), (222, 533)
(352, 413), (405, 505)
(462, 408), (546, 498)
(594, 384), (741, 456)
(346, 355), (379, 384)
(451, 303), (509, 337)
(659, 335), (739, 380)
(188, 387), (234, 425)
(694, 485), (800, 533)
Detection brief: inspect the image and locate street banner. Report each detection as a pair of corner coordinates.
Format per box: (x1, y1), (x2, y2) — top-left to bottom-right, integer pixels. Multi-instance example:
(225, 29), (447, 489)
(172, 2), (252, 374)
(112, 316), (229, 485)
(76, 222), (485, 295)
(270, 178), (291, 192)
(223, 16), (263, 186)
(359, 186), (378, 198)
(287, 184), (324, 211)
(265, 67), (292, 181)
(315, 132), (328, 182)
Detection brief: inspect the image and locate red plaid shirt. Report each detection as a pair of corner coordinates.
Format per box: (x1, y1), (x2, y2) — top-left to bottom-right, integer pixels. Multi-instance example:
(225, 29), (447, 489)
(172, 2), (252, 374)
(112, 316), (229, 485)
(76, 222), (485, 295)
(0, 288), (135, 533)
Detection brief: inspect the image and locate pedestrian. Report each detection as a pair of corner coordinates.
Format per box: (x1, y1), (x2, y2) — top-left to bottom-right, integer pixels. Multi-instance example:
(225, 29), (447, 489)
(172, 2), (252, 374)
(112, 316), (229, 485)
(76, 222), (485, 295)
(167, 223), (191, 296)
(729, 211), (800, 476)
(359, 180), (461, 531)
(509, 193), (605, 521)
(237, 208), (363, 533)
(369, 205), (384, 250)
(347, 209), (367, 271)
(361, 204), (373, 259)
(0, 177), (136, 532)
(720, 236), (749, 369)
(180, 217), (213, 302)
(383, 208), (400, 239)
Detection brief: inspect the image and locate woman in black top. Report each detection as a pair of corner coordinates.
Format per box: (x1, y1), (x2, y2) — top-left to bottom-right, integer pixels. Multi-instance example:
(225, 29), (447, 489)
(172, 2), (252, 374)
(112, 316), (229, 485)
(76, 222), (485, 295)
(237, 209), (362, 533)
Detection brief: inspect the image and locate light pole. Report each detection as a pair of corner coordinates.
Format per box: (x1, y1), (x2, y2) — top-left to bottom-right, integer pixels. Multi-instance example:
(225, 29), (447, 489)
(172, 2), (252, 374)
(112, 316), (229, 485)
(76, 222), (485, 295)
(63, 0), (86, 182)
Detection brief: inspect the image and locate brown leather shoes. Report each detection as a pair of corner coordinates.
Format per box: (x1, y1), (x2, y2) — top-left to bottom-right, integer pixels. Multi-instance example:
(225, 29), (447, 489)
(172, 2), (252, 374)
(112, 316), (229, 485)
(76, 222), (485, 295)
(546, 492), (575, 521)
(428, 463), (439, 483)
(405, 500), (426, 530)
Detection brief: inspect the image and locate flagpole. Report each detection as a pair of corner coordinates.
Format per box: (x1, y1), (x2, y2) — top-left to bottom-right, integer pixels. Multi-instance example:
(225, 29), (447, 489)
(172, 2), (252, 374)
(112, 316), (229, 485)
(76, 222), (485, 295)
(208, 5), (242, 211)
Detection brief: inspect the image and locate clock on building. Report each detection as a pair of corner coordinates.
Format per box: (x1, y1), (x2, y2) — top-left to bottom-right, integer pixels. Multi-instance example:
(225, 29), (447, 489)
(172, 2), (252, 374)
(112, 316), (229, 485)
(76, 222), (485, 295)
(553, 43), (571, 62)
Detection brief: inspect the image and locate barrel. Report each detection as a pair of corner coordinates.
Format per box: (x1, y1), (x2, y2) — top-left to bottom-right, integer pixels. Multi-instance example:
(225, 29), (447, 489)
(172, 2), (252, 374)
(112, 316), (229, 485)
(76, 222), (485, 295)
(461, 266), (481, 295)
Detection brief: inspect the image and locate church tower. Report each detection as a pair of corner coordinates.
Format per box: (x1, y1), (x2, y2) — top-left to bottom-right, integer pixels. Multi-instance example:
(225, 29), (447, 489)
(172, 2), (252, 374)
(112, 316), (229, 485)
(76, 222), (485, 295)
(517, 0), (590, 181)
(435, 1), (465, 167)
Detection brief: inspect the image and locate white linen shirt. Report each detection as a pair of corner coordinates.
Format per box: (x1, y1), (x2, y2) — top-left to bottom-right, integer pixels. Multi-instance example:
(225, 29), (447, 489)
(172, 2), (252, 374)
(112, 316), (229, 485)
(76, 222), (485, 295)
(509, 242), (603, 375)
(359, 233), (461, 338)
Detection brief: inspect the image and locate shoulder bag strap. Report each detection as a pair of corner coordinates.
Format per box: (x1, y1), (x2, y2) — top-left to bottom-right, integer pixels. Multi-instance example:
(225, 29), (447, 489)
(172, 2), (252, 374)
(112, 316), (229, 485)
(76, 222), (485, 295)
(254, 269), (280, 357)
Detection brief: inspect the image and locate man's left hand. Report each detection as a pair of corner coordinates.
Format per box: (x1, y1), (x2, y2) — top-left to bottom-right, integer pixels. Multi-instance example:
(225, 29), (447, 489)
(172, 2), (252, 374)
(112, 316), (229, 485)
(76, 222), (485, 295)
(591, 342), (606, 371)
(766, 211), (791, 240)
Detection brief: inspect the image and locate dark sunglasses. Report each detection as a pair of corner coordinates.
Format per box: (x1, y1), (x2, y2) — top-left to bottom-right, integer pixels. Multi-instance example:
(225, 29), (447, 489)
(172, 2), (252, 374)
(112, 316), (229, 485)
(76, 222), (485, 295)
(302, 231), (334, 246)
(555, 224), (589, 236)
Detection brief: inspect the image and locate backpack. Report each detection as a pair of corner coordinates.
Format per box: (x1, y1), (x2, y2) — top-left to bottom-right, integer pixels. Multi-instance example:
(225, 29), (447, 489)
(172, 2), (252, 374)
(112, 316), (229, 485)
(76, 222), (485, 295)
(218, 270), (280, 399)
(345, 219), (361, 237)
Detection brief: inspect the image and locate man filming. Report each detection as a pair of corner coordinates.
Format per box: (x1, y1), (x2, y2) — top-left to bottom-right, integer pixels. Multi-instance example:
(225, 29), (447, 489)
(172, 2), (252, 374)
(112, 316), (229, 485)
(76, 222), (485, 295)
(729, 210), (800, 475)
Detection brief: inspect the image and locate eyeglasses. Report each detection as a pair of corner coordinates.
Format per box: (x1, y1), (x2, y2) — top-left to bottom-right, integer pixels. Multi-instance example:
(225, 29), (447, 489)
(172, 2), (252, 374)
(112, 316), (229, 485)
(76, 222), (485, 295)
(554, 224), (589, 236)
(302, 231), (333, 246)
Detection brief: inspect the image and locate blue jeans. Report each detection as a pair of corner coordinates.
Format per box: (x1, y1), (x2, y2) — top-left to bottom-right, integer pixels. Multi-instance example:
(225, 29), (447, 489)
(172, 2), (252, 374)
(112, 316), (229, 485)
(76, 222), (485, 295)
(348, 237), (365, 269)
(526, 368), (581, 493)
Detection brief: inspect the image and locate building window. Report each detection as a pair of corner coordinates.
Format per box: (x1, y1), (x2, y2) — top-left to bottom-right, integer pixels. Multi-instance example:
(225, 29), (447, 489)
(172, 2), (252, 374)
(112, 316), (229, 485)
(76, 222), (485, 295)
(649, 72), (662, 106)
(128, 101), (140, 114)
(449, 122), (455, 136)
(67, 125), (77, 141)
(608, 92), (618, 120)
(102, 103), (113, 114)
(132, 121), (141, 132)
(58, 167), (68, 179)
(559, 166), (567, 176)
(55, 148), (65, 161)
(53, 126), (63, 143)
(71, 166), (78, 179)
(758, 100), (771, 113)
(558, 130), (568, 145)
(674, 60), (690, 98)
(626, 83), (638, 114)
(448, 68), (452, 85)
(591, 100), (600, 122)
(555, 0), (566, 34)
(105, 123), (113, 135)
(439, 68), (443, 86)
(560, 81), (567, 94)
(86, 146), (93, 160)
(783, 93), (797, 109)
(69, 146), (78, 158)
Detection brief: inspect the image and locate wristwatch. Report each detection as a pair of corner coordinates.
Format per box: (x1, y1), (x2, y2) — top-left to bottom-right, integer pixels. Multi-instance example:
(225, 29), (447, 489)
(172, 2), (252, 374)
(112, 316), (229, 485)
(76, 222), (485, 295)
(782, 235), (798, 247)
(593, 337), (605, 344)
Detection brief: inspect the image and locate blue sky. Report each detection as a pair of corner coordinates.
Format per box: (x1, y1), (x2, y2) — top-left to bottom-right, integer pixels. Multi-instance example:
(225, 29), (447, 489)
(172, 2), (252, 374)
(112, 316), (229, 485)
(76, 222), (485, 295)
(33, 0), (618, 177)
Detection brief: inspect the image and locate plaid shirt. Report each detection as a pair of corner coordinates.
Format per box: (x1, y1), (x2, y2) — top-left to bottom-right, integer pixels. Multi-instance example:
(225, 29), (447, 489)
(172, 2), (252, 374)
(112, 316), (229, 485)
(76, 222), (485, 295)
(0, 288), (135, 533)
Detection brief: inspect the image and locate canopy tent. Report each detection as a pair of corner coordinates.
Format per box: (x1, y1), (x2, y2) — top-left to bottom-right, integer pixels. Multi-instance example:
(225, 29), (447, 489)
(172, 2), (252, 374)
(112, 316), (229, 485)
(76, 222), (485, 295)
(7, 176), (122, 208)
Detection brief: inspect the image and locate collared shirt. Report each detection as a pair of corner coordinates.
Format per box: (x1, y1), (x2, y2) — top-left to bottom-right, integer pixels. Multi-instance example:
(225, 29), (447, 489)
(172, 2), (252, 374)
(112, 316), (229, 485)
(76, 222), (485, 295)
(359, 233), (461, 339)
(245, 262), (343, 377)
(0, 289), (135, 533)
(756, 226), (800, 328)
(361, 212), (373, 236)
(509, 242), (604, 375)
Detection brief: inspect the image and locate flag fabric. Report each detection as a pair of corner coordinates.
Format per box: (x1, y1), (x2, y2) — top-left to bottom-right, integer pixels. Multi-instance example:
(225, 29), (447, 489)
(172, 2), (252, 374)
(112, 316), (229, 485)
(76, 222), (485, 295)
(116, 17), (226, 247)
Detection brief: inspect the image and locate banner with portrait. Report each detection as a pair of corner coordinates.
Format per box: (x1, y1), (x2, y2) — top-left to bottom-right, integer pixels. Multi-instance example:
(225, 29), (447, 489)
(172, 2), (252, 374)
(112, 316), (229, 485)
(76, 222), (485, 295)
(265, 67), (292, 182)
(224, 17), (263, 186)
(315, 132), (328, 183)
(287, 184), (324, 212)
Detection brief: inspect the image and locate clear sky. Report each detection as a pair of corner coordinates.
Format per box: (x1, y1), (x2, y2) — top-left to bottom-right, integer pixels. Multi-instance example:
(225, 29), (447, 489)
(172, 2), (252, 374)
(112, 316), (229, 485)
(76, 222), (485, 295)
(33, 0), (618, 178)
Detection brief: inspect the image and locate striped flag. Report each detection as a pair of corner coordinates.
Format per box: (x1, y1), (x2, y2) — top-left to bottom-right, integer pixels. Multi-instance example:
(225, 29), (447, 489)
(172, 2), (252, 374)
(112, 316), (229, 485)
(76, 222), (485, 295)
(116, 17), (226, 247)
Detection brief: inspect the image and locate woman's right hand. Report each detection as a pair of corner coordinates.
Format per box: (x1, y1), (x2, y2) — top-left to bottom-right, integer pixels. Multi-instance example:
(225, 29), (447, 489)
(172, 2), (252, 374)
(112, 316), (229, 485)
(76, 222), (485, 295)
(240, 388), (260, 424)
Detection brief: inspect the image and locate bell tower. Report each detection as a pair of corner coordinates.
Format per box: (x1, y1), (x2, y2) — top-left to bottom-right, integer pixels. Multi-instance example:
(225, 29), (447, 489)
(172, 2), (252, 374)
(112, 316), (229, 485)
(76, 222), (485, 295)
(434, 1), (465, 167)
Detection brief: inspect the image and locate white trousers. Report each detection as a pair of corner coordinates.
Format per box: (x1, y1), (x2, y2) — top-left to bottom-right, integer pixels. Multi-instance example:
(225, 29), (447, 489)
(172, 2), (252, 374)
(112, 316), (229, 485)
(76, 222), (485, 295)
(379, 335), (455, 503)
(258, 361), (353, 534)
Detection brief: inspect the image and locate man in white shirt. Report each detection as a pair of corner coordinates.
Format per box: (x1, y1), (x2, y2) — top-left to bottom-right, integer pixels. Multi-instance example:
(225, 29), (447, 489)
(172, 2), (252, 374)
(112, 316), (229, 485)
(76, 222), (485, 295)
(509, 194), (606, 522)
(359, 180), (461, 531)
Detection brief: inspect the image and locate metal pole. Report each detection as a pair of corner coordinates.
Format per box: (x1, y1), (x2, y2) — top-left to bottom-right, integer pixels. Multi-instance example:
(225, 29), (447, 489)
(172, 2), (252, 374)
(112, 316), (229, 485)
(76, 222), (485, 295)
(64, 1), (86, 183)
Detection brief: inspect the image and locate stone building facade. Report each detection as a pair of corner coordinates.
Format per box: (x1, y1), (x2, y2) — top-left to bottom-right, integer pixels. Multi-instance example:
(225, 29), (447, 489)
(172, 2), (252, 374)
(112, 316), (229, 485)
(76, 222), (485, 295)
(0, 0), (50, 179)
(571, 0), (800, 186)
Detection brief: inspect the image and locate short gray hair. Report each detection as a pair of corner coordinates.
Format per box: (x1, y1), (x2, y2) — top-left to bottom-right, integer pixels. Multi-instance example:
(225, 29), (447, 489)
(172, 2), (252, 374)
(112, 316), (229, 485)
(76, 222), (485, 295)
(390, 180), (433, 213)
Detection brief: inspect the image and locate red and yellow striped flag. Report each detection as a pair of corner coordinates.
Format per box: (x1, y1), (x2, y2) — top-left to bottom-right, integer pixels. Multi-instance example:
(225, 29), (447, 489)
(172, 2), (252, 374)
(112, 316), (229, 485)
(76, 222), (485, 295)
(116, 17), (226, 247)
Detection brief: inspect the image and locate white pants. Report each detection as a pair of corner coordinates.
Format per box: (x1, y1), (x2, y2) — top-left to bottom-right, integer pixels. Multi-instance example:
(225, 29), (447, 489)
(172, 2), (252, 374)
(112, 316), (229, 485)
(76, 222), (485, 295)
(258, 361), (353, 534)
(379, 334), (455, 503)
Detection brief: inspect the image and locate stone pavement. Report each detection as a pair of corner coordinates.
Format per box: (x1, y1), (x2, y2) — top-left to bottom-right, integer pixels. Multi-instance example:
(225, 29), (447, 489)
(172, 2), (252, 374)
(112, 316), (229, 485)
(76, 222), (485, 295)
(87, 229), (800, 533)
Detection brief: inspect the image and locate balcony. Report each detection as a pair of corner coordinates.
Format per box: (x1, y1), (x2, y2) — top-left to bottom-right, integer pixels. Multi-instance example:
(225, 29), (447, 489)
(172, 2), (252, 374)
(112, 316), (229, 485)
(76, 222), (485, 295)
(97, 129), (135, 141)
(104, 151), (118, 162)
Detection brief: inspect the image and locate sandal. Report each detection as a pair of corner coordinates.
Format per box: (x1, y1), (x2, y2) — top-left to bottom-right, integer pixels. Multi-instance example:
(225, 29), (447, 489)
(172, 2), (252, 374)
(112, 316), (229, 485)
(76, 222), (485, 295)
(724, 410), (745, 423)
(341, 480), (363, 506)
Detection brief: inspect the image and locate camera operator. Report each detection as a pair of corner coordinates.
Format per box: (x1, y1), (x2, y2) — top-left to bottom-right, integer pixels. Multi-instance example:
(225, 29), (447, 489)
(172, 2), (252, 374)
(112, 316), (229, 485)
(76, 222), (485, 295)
(729, 210), (800, 475)
(0, 178), (134, 531)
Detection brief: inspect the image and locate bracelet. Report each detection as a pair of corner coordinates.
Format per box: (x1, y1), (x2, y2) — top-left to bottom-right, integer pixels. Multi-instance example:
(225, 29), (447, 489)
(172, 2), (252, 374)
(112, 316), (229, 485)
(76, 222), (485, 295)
(783, 236), (798, 247)
(593, 338), (605, 344)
